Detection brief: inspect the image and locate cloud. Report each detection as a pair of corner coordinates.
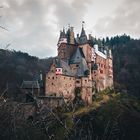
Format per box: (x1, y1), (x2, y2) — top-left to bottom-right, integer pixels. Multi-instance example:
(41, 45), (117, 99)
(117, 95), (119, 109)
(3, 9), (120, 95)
(48, 0), (92, 29)
(0, 0), (93, 58)
(0, 0), (58, 57)
(94, 0), (140, 38)
(0, 0), (140, 58)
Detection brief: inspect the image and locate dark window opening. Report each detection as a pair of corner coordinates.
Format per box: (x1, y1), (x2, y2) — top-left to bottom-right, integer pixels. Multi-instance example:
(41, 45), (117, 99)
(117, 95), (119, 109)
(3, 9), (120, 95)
(76, 81), (80, 84)
(100, 70), (103, 74)
(76, 64), (79, 67)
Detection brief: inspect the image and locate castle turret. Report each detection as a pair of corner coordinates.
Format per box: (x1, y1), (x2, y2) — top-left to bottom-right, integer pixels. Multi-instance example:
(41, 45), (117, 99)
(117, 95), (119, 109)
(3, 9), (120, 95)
(58, 28), (67, 46)
(66, 26), (75, 45)
(55, 58), (63, 75)
(57, 28), (68, 62)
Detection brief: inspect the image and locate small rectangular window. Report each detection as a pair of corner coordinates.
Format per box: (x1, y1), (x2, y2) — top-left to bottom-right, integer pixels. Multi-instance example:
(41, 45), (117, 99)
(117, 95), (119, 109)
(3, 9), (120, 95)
(76, 64), (79, 67)
(100, 70), (103, 74)
(76, 81), (80, 84)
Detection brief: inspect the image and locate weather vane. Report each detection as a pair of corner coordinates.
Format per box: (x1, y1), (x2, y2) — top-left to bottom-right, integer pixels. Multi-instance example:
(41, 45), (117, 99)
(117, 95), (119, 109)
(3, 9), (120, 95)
(82, 21), (85, 28)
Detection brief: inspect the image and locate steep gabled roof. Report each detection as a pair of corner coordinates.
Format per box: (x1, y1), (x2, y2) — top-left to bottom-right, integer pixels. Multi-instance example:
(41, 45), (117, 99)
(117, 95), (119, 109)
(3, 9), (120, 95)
(69, 47), (85, 64)
(69, 47), (89, 77)
(80, 27), (86, 37)
(55, 58), (62, 68)
(79, 27), (88, 45)
(54, 58), (73, 76)
(21, 81), (40, 89)
(61, 60), (73, 76)
(76, 58), (89, 77)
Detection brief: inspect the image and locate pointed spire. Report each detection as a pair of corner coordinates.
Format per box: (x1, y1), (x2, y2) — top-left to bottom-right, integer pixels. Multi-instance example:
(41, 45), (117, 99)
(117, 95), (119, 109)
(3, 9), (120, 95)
(62, 27), (65, 33)
(80, 21), (86, 37)
(55, 58), (62, 68)
(59, 28), (66, 39)
(79, 21), (87, 45)
(82, 21), (85, 28)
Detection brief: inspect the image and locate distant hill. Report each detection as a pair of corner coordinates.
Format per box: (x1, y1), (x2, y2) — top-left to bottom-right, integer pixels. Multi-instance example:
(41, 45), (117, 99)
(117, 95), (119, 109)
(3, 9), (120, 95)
(109, 36), (140, 97)
(0, 49), (53, 98)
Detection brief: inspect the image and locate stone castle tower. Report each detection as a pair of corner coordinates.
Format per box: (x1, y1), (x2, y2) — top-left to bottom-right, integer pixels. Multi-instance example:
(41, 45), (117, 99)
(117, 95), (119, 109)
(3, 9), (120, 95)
(45, 24), (113, 105)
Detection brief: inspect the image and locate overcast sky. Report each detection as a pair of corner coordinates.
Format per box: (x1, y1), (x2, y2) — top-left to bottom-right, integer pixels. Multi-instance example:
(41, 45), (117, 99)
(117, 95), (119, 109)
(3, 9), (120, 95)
(0, 0), (140, 58)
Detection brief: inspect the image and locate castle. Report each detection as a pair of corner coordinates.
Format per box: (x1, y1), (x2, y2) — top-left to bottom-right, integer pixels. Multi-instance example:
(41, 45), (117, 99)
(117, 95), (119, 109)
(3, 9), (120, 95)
(45, 24), (113, 105)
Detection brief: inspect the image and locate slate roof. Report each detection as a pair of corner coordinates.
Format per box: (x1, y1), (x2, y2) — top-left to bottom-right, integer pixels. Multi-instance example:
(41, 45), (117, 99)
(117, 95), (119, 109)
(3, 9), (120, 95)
(69, 47), (85, 64)
(80, 27), (86, 37)
(61, 60), (73, 76)
(21, 81), (40, 89)
(68, 47), (89, 77)
(79, 27), (88, 45)
(55, 58), (62, 68)
(54, 58), (73, 76)
(76, 58), (89, 77)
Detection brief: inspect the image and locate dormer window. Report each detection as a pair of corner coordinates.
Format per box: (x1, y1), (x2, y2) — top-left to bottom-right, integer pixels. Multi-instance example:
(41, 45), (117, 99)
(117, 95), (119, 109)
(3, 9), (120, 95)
(56, 68), (62, 75)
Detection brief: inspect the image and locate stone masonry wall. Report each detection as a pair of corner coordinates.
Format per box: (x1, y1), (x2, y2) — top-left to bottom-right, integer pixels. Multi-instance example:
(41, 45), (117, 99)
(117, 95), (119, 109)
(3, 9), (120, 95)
(45, 72), (75, 101)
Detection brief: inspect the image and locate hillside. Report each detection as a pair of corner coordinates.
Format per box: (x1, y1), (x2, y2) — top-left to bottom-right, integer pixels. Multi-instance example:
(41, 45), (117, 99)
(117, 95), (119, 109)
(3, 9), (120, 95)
(62, 90), (140, 140)
(0, 49), (53, 98)
(112, 39), (140, 97)
(0, 89), (140, 140)
(67, 91), (140, 140)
